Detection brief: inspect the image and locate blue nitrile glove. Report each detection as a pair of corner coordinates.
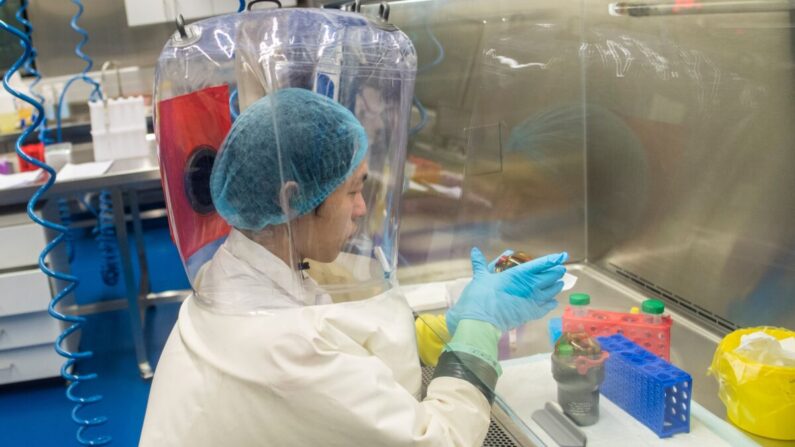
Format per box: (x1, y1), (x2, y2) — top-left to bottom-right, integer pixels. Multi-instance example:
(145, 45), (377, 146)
(446, 248), (567, 335)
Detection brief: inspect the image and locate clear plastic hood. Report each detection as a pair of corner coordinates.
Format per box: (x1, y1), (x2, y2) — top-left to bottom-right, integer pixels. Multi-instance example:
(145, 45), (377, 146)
(154, 8), (416, 311)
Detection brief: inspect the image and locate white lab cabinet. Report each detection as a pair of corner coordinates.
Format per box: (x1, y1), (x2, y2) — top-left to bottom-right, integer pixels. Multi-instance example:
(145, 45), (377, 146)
(0, 212), (62, 385)
(0, 269), (52, 316)
(0, 312), (62, 351)
(0, 221), (46, 270)
(0, 344), (64, 385)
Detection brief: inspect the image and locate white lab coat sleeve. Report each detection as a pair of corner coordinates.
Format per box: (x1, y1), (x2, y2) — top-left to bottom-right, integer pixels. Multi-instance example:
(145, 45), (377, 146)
(271, 349), (492, 447)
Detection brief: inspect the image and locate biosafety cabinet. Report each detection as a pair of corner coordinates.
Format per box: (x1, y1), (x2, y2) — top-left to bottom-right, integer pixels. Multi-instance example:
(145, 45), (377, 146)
(373, 0), (794, 446)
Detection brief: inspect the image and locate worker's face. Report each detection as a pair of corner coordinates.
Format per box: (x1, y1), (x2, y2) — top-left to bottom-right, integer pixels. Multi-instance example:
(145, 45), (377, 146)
(295, 161), (369, 263)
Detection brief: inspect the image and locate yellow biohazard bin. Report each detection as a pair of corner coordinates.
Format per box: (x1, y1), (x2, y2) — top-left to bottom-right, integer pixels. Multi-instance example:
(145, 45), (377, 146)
(710, 327), (795, 440)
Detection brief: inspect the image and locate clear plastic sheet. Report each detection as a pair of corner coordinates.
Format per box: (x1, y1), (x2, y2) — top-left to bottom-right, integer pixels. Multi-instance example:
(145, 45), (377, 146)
(154, 9), (416, 308)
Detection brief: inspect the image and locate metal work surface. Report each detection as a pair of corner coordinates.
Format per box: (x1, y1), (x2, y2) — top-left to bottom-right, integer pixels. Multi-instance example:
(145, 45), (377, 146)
(582, 0), (795, 331)
(0, 155), (161, 207)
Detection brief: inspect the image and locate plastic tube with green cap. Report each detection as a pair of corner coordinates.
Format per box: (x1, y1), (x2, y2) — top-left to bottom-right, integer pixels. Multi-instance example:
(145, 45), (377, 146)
(569, 293), (590, 318)
(642, 298), (665, 325)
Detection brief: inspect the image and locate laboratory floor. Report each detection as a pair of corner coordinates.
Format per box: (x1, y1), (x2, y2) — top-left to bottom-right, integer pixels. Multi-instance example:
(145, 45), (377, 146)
(0, 220), (187, 447)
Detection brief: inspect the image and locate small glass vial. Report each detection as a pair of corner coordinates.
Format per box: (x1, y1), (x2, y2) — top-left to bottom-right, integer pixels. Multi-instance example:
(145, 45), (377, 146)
(641, 299), (664, 324)
(569, 293), (590, 318)
(494, 251), (533, 272)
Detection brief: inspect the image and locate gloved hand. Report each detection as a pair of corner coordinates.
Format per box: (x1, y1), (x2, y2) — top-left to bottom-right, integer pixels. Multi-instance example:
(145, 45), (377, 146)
(446, 247), (567, 335)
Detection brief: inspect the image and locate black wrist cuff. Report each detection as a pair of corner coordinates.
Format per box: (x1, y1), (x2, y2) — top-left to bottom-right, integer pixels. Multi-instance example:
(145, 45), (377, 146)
(432, 351), (497, 404)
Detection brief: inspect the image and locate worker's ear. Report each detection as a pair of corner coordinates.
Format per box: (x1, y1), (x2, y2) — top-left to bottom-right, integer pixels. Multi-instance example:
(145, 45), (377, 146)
(279, 181), (300, 219)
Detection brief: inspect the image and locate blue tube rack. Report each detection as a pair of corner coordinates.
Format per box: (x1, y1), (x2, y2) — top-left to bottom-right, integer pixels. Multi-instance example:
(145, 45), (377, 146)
(597, 334), (692, 438)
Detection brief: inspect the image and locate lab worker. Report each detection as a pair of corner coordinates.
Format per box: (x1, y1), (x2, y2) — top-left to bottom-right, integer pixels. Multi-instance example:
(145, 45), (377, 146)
(140, 88), (566, 446)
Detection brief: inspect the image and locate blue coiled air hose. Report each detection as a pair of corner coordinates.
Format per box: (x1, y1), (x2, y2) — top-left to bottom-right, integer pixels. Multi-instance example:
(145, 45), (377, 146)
(56, 0), (102, 144)
(17, 0), (76, 267)
(0, 5), (111, 446)
(57, 198), (76, 264)
(229, 88), (239, 121)
(228, 0), (245, 121)
(17, 2), (73, 265)
(54, 0), (119, 287)
(17, 1), (74, 267)
(95, 191), (119, 287)
(15, 0), (52, 145)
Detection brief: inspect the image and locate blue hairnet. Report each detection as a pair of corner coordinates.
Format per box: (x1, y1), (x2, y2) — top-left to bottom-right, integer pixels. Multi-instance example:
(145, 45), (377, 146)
(211, 88), (368, 230)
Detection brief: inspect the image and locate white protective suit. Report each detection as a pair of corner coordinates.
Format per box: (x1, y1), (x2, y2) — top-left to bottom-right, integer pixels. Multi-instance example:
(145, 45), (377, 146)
(140, 229), (491, 446)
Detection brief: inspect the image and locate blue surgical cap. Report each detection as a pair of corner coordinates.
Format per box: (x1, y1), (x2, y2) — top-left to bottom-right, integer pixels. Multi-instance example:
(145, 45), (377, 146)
(211, 88), (368, 230)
